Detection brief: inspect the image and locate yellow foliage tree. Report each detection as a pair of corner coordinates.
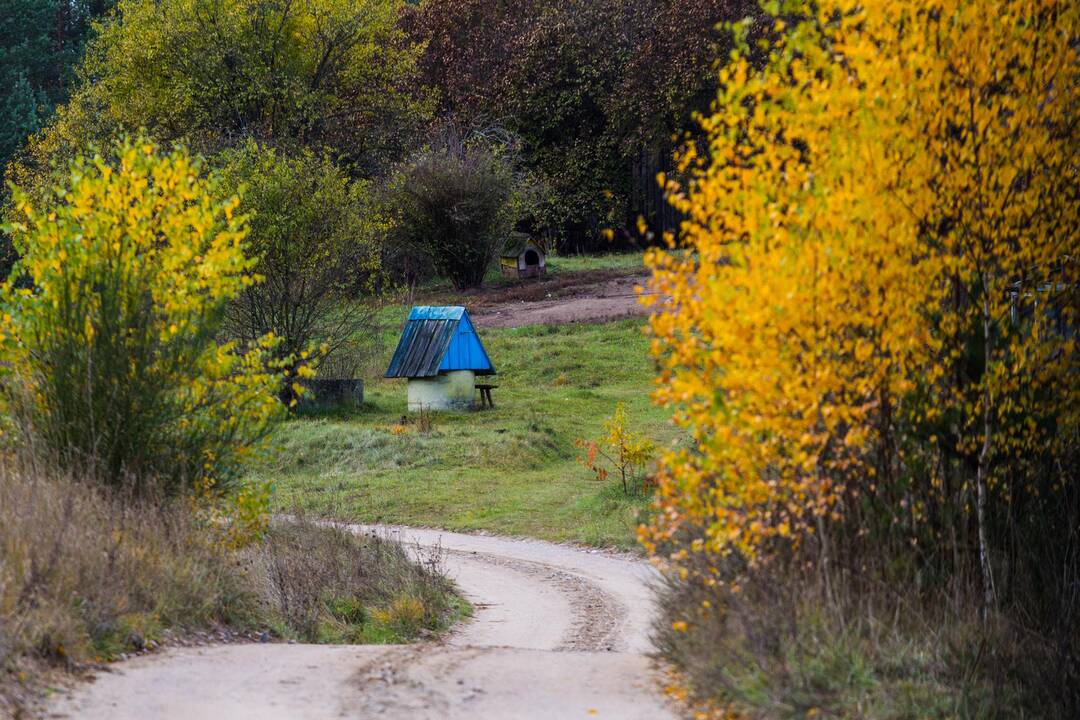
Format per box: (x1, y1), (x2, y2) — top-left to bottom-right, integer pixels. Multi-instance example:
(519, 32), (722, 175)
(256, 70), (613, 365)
(1, 136), (288, 494)
(643, 0), (1078, 618)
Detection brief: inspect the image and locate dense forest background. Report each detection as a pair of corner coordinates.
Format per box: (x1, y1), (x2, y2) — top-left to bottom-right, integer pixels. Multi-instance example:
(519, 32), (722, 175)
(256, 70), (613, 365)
(1, 0), (762, 257)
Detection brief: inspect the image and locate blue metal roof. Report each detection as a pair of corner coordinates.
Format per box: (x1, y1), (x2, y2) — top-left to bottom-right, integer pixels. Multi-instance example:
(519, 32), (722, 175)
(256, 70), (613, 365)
(385, 306), (495, 378)
(409, 306), (465, 321)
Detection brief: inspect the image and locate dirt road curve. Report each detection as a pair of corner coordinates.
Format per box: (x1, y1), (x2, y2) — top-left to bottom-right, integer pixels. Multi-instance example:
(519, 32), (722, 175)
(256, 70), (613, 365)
(49, 525), (676, 720)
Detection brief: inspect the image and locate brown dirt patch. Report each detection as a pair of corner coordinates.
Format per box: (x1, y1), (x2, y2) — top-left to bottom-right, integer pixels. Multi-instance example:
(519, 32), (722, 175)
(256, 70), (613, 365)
(419, 269), (658, 329)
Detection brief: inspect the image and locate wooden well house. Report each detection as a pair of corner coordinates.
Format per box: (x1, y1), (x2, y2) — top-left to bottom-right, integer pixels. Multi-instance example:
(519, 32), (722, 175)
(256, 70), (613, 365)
(384, 306), (496, 411)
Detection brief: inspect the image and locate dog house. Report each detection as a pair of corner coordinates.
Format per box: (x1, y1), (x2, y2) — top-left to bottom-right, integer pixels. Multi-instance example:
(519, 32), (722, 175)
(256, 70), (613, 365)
(499, 232), (546, 279)
(384, 306), (495, 411)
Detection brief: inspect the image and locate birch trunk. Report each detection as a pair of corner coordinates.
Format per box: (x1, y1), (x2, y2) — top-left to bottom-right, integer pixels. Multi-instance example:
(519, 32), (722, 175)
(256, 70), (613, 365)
(976, 280), (996, 618)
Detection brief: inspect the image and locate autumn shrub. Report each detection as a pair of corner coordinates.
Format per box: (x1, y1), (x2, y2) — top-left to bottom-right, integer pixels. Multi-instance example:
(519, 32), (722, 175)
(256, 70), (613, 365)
(576, 403), (655, 496)
(14, 0), (425, 178)
(644, 1), (1078, 717)
(217, 142), (386, 387)
(404, 0), (766, 250)
(385, 126), (531, 289)
(0, 136), (286, 494)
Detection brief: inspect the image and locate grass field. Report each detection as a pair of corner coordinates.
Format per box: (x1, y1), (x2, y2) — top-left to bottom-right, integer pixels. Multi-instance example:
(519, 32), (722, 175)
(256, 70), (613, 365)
(255, 317), (678, 550)
(544, 251), (648, 274)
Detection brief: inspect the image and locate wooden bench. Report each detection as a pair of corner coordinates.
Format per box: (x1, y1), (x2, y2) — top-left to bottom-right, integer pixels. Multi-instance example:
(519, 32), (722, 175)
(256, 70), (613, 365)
(475, 383), (498, 409)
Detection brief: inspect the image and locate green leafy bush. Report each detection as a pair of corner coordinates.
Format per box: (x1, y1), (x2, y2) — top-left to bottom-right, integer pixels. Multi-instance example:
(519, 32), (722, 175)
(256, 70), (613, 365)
(386, 127), (526, 289)
(81, 0), (422, 170)
(218, 142), (385, 384)
(1, 136), (285, 493)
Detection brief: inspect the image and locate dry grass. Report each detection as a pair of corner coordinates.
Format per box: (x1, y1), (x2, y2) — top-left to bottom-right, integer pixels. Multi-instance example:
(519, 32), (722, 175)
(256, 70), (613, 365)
(248, 517), (463, 644)
(652, 547), (1075, 720)
(0, 461), (252, 715)
(0, 462), (463, 717)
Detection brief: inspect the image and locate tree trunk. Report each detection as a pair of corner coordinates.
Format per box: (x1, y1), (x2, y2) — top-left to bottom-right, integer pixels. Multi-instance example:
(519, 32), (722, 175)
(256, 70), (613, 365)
(976, 280), (996, 619)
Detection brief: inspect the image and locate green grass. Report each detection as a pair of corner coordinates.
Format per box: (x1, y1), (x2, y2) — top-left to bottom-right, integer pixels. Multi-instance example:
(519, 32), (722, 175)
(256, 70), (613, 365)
(405, 250), (647, 295)
(544, 250), (647, 274)
(255, 319), (678, 550)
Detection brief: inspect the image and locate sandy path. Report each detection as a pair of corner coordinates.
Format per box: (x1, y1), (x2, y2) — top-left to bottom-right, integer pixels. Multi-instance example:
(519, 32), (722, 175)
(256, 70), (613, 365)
(49, 525), (674, 720)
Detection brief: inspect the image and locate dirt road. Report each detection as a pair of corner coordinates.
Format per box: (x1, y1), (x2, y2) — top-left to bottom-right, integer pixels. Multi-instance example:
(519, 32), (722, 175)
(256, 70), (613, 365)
(470, 273), (656, 329)
(49, 525), (675, 719)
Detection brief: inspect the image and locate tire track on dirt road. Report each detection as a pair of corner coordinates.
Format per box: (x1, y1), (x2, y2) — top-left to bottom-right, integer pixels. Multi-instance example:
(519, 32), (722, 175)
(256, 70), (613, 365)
(49, 525), (676, 719)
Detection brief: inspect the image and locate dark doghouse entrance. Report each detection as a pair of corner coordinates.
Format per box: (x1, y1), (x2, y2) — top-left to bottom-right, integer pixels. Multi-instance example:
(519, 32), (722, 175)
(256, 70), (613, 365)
(523, 249), (540, 267)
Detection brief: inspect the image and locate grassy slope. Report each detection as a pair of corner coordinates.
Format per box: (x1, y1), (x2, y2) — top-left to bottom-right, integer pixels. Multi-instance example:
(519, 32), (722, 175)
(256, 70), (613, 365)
(258, 316), (678, 550)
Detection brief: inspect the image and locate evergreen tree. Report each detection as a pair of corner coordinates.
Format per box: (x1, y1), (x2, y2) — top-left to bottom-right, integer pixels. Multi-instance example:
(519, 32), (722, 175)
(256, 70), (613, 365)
(0, 0), (114, 169)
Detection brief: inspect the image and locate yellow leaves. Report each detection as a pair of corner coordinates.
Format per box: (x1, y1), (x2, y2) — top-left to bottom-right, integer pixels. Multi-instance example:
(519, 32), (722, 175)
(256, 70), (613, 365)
(641, 0), (1079, 577)
(193, 477), (273, 550)
(577, 403), (656, 494)
(2, 134), (288, 489)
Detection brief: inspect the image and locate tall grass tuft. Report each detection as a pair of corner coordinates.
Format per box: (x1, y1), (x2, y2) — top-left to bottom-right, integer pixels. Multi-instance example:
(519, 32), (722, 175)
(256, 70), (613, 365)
(249, 517), (460, 644)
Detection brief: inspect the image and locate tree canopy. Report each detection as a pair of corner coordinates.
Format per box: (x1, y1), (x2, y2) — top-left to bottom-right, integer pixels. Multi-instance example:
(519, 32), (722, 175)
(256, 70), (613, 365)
(405, 0), (762, 250)
(17, 0), (425, 181)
